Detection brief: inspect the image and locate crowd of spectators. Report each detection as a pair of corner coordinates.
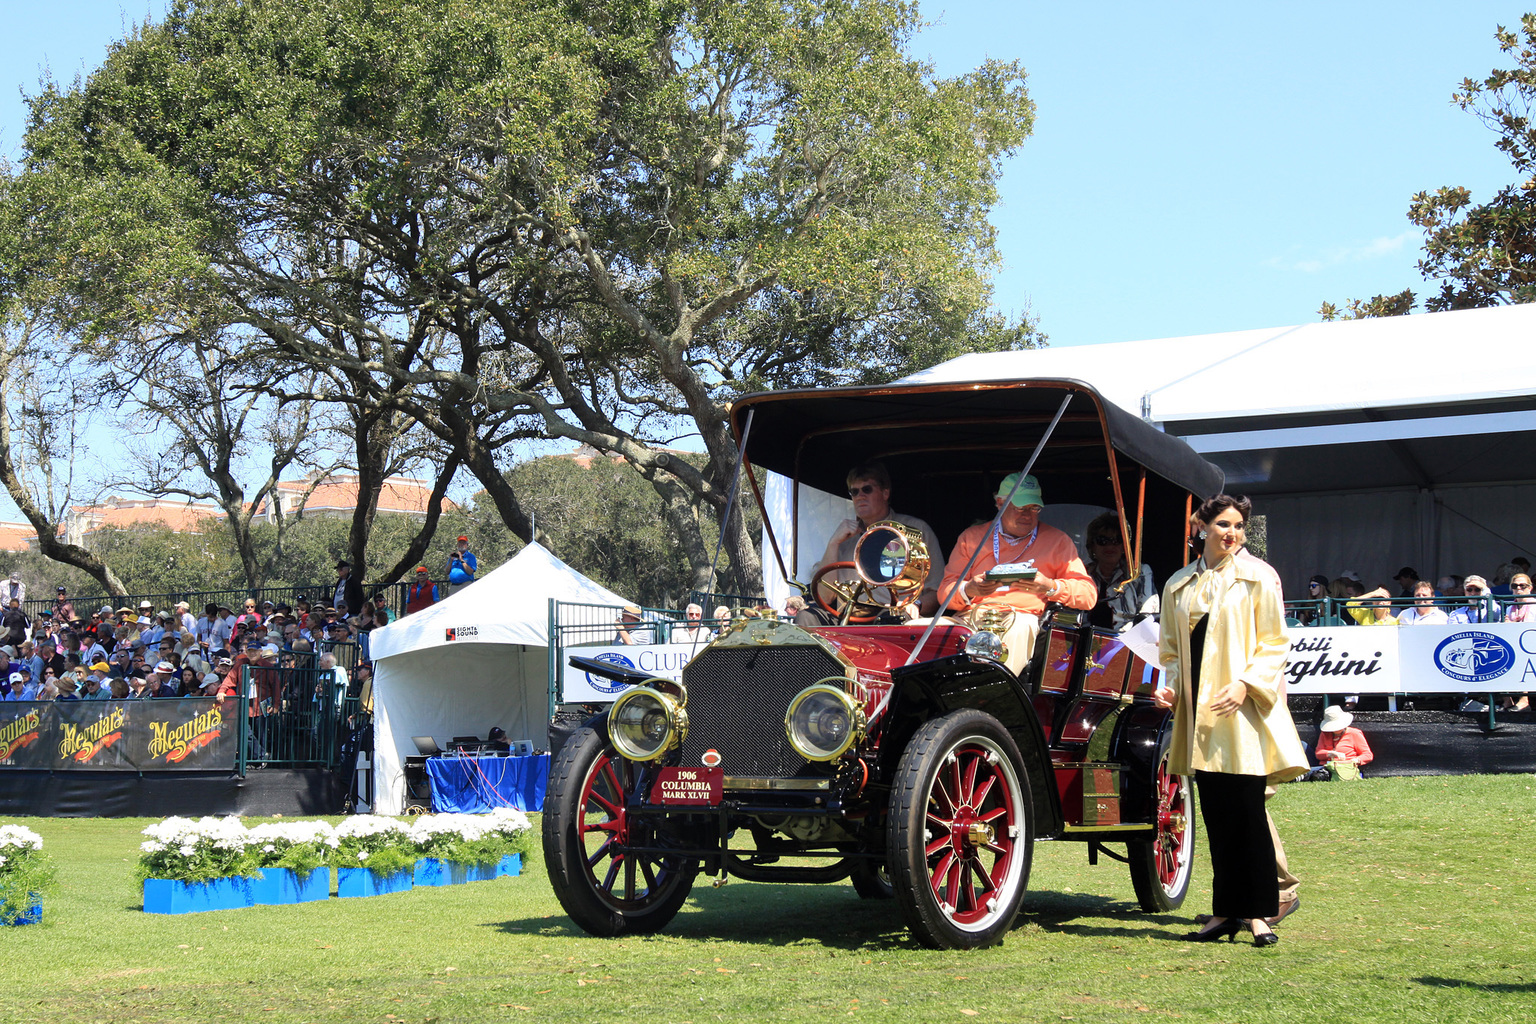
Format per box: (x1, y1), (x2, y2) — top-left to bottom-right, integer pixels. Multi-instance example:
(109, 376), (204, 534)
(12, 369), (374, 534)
(1293, 559), (1532, 712)
(0, 583), (385, 713)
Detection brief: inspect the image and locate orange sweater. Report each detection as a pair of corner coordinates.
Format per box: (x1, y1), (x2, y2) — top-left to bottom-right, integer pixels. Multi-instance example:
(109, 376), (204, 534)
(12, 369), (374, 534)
(1315, 727), (1373, 766)
(938, 521), (1096, 617)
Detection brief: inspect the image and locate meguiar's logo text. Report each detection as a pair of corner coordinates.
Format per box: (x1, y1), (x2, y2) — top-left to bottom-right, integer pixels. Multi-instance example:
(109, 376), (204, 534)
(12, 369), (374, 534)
(58, 707), (127, 761)
(148, 707), (224, 763)
(0, 710), (41, 760)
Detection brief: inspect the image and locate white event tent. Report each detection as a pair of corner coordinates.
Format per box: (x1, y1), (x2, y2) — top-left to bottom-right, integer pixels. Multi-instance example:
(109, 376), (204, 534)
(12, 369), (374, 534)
(367, 542), (630, 815)
(897, 303), (1536, 594)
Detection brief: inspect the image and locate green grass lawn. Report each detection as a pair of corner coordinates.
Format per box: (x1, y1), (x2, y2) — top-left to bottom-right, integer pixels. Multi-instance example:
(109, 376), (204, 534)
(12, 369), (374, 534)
(3, 774), (1532, 1024)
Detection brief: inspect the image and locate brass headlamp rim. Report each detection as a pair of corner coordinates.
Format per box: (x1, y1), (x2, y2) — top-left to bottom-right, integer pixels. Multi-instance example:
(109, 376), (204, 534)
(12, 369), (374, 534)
(783, 682), (867, 762)
(852, 519), (931, 610)
(608, 685), (689, 762)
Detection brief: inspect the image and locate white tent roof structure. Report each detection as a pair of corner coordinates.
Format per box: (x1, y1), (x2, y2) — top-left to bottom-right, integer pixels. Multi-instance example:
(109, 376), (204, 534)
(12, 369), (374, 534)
(368, 543), (630, 815)
(898, 303), (1536, 594)
(369, 541), (630, 660)
(904, 303), (1536, 427)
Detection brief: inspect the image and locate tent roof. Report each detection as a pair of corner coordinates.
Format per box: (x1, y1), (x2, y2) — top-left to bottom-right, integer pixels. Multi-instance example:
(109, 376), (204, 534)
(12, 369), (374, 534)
(368, 542), (630, 661)
(904, 304), (1536, 495)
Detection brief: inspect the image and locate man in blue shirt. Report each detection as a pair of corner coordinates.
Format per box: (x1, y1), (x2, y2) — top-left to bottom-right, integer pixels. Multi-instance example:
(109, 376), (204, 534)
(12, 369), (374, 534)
(4, 671), (36, 701)
(80, 671), (112, 700)
(1448, 574), (1503, 624)
(447, 535), (478, 594)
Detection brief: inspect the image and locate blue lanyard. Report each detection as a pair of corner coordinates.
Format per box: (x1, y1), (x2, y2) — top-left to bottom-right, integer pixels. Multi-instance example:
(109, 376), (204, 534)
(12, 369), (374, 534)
(993, 524), (1039, 563)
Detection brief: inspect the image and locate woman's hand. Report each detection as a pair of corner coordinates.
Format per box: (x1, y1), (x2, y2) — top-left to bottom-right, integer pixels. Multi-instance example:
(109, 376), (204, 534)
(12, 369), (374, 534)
(1153, 684), (1175, 709)
(1209, 679), (1248, 716)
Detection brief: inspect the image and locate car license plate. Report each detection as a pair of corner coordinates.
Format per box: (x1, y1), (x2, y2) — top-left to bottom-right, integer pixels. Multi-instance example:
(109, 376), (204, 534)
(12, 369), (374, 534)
(649, 766), (723, 806)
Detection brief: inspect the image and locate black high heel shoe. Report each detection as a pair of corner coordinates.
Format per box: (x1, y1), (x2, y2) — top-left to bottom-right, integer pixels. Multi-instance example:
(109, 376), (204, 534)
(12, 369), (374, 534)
(1182, 917), (1242, 942)
(1250, 924), (1280, 948)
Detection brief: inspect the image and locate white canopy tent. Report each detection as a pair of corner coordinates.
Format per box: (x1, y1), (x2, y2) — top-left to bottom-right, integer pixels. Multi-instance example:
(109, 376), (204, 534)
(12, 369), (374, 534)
(897, 303), (1536, 594)
(367, 542), (630, 815)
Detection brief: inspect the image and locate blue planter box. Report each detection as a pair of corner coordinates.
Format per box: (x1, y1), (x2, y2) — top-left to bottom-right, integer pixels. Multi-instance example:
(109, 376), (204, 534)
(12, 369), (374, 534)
(336, 866), (413, 898)
(143, 876), (256, 915)
(413, 858), (469, 887)
(2, 898), (42, 926)
(495, 853), (522, 879)
(253, 867), (330, 905)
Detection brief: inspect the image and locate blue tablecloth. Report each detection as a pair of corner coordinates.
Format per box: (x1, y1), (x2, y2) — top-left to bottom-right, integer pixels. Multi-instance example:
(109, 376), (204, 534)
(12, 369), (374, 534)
(425, 754), (549, 813)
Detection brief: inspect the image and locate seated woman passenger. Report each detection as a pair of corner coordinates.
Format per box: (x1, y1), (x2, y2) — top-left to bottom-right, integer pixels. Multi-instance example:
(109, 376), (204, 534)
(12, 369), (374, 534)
(813, 460), (945, 617)
(1082, 511), (1157, 630)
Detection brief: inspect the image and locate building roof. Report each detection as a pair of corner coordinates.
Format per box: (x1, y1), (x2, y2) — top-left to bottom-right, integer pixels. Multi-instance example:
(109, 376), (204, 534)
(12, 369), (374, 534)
(266, 474), (457, 517)
(68, 499), (220, 534)
(0, 522), (35, 552)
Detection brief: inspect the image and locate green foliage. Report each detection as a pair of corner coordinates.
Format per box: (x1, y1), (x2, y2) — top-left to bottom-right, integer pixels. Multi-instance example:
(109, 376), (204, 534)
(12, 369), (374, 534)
(1317, 289), (1416, 321)
(0, 829), (57, 925)
(4, 0), (1042, 598)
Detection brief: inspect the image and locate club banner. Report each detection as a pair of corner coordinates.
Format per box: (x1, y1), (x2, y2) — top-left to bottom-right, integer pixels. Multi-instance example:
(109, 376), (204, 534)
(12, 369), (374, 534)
(0, 699), (238, 771)
(560, 644), (699, 703)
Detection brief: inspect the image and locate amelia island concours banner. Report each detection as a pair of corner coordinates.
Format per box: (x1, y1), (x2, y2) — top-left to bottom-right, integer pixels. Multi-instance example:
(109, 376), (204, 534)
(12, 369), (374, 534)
(560, 644), (697, 703)
(0, 699), (238, 771)
(1287, 624), (1536, 694)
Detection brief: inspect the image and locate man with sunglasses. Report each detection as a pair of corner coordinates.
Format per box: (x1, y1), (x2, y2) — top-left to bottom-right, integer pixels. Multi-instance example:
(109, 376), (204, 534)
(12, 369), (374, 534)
(814, 461), (945, 617)
(1448, 574), (1502, 624)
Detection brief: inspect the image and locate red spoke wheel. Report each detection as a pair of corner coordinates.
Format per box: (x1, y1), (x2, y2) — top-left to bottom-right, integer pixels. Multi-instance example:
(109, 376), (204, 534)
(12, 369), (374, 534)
(1128, 736), (1194, 912)
(888, 709), (1033, 948)
(542, 723), (697, 936)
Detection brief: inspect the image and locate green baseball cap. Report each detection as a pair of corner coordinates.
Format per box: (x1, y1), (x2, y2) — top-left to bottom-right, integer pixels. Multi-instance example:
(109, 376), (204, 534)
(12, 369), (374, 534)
(996, 472), (1043, 508)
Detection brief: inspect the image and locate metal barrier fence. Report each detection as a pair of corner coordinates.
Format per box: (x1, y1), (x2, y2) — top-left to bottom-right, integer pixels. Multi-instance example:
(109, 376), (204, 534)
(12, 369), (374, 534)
(236, 657), (364, 772)
(1284, 594), (1523, 626)
(547, 597), (774, 715)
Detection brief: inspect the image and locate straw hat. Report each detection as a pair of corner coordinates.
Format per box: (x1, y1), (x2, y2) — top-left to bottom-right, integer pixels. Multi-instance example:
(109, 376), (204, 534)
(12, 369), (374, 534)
(1319, 705), (1353, 733)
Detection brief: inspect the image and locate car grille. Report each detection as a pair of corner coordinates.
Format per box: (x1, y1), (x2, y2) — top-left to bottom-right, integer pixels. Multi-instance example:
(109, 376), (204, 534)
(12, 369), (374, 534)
(679, 644), (844, 777)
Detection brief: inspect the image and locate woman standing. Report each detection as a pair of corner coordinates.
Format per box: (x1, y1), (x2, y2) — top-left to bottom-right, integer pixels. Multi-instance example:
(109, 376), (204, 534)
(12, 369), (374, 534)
(1082, 511), (1158, 630)
(1157, 494), (1307, 947)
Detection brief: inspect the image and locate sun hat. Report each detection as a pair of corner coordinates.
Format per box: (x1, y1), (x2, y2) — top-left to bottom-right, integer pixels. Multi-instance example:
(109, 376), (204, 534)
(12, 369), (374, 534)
(995, 472), (1044, 509)
(154, 660), (176, 674)
(1319, 705), (1353, 732)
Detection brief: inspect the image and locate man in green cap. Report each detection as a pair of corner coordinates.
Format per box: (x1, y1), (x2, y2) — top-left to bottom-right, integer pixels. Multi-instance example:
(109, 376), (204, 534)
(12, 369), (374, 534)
(936, 472), (1096, 674)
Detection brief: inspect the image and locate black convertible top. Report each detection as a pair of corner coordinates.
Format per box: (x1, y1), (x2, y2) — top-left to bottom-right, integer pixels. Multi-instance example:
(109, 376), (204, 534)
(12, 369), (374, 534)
(731, 378), (1224, 579)
(731, 378), (1224, 502)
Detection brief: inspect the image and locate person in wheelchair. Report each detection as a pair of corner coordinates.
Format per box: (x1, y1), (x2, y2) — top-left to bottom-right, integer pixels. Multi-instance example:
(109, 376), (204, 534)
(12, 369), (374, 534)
(812, 460), (945, 619)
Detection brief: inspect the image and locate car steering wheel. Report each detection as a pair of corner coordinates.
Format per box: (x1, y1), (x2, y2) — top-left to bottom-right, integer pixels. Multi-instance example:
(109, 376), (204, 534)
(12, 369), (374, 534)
(809, 562), (886, 624)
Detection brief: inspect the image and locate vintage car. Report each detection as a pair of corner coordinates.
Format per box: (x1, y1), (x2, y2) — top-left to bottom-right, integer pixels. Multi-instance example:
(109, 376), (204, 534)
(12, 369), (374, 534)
(543, 378), (1225, 948)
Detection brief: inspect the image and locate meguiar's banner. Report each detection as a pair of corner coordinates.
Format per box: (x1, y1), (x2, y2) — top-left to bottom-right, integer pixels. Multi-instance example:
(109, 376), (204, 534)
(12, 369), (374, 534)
(0, 699), (237, 771)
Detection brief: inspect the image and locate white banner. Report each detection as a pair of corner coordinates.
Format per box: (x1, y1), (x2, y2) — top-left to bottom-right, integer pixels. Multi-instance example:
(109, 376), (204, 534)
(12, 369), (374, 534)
(1396, 624), (1536, 693)
(1286, 624), (1533, 694)
(1286, 628), (1399, 694)
(560, 644), (698, 703)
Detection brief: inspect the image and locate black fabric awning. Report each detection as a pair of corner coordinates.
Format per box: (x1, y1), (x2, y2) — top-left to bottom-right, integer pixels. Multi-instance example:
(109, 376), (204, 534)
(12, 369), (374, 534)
(731, 378), (1225, 503)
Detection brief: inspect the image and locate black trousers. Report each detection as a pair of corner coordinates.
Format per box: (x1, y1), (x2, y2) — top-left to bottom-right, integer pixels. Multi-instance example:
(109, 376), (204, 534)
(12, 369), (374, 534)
(1188, 616), (1278, 920)
(1195, 770), (1278, 919)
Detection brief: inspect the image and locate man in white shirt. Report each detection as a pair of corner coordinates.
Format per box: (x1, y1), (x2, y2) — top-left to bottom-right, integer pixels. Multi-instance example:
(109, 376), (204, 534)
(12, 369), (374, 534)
(1396, 581), (1449, 625)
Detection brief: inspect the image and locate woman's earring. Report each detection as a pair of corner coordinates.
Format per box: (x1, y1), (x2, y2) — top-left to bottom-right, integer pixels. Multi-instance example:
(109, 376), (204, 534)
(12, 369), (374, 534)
(1198, 530), (1208, 540)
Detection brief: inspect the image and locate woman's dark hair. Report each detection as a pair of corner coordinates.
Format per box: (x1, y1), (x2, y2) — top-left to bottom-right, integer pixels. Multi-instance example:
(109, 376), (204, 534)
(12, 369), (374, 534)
(1189, 494), (1253, 553)
(1084, 511), (1125, 565)
(1193, 494), (1253, 526)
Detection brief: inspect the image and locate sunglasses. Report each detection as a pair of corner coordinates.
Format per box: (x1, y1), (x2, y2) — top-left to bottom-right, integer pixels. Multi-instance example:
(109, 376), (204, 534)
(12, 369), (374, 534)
(1465, 587), (1484, 594)
(848, 483), (880, 497)
(1091, 535), (1121, 546)
(1514, 583), (1532, 591)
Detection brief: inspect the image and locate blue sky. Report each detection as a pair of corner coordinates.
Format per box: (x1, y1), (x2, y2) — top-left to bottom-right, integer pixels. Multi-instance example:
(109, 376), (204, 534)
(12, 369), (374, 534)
(3, 1), (1522, 347)
(0, 2), (1527, 520)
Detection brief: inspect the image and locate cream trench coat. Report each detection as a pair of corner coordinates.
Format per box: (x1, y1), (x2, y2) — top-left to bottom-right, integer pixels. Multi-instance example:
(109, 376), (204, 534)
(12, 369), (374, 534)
(1158, 551), (1307, 784)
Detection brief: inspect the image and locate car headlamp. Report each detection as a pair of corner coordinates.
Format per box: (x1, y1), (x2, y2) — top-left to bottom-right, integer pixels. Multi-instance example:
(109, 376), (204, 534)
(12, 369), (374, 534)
(784, 682), (866, 762)
(609, 685), (688, 762)
(963, 629), (1007, 665)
